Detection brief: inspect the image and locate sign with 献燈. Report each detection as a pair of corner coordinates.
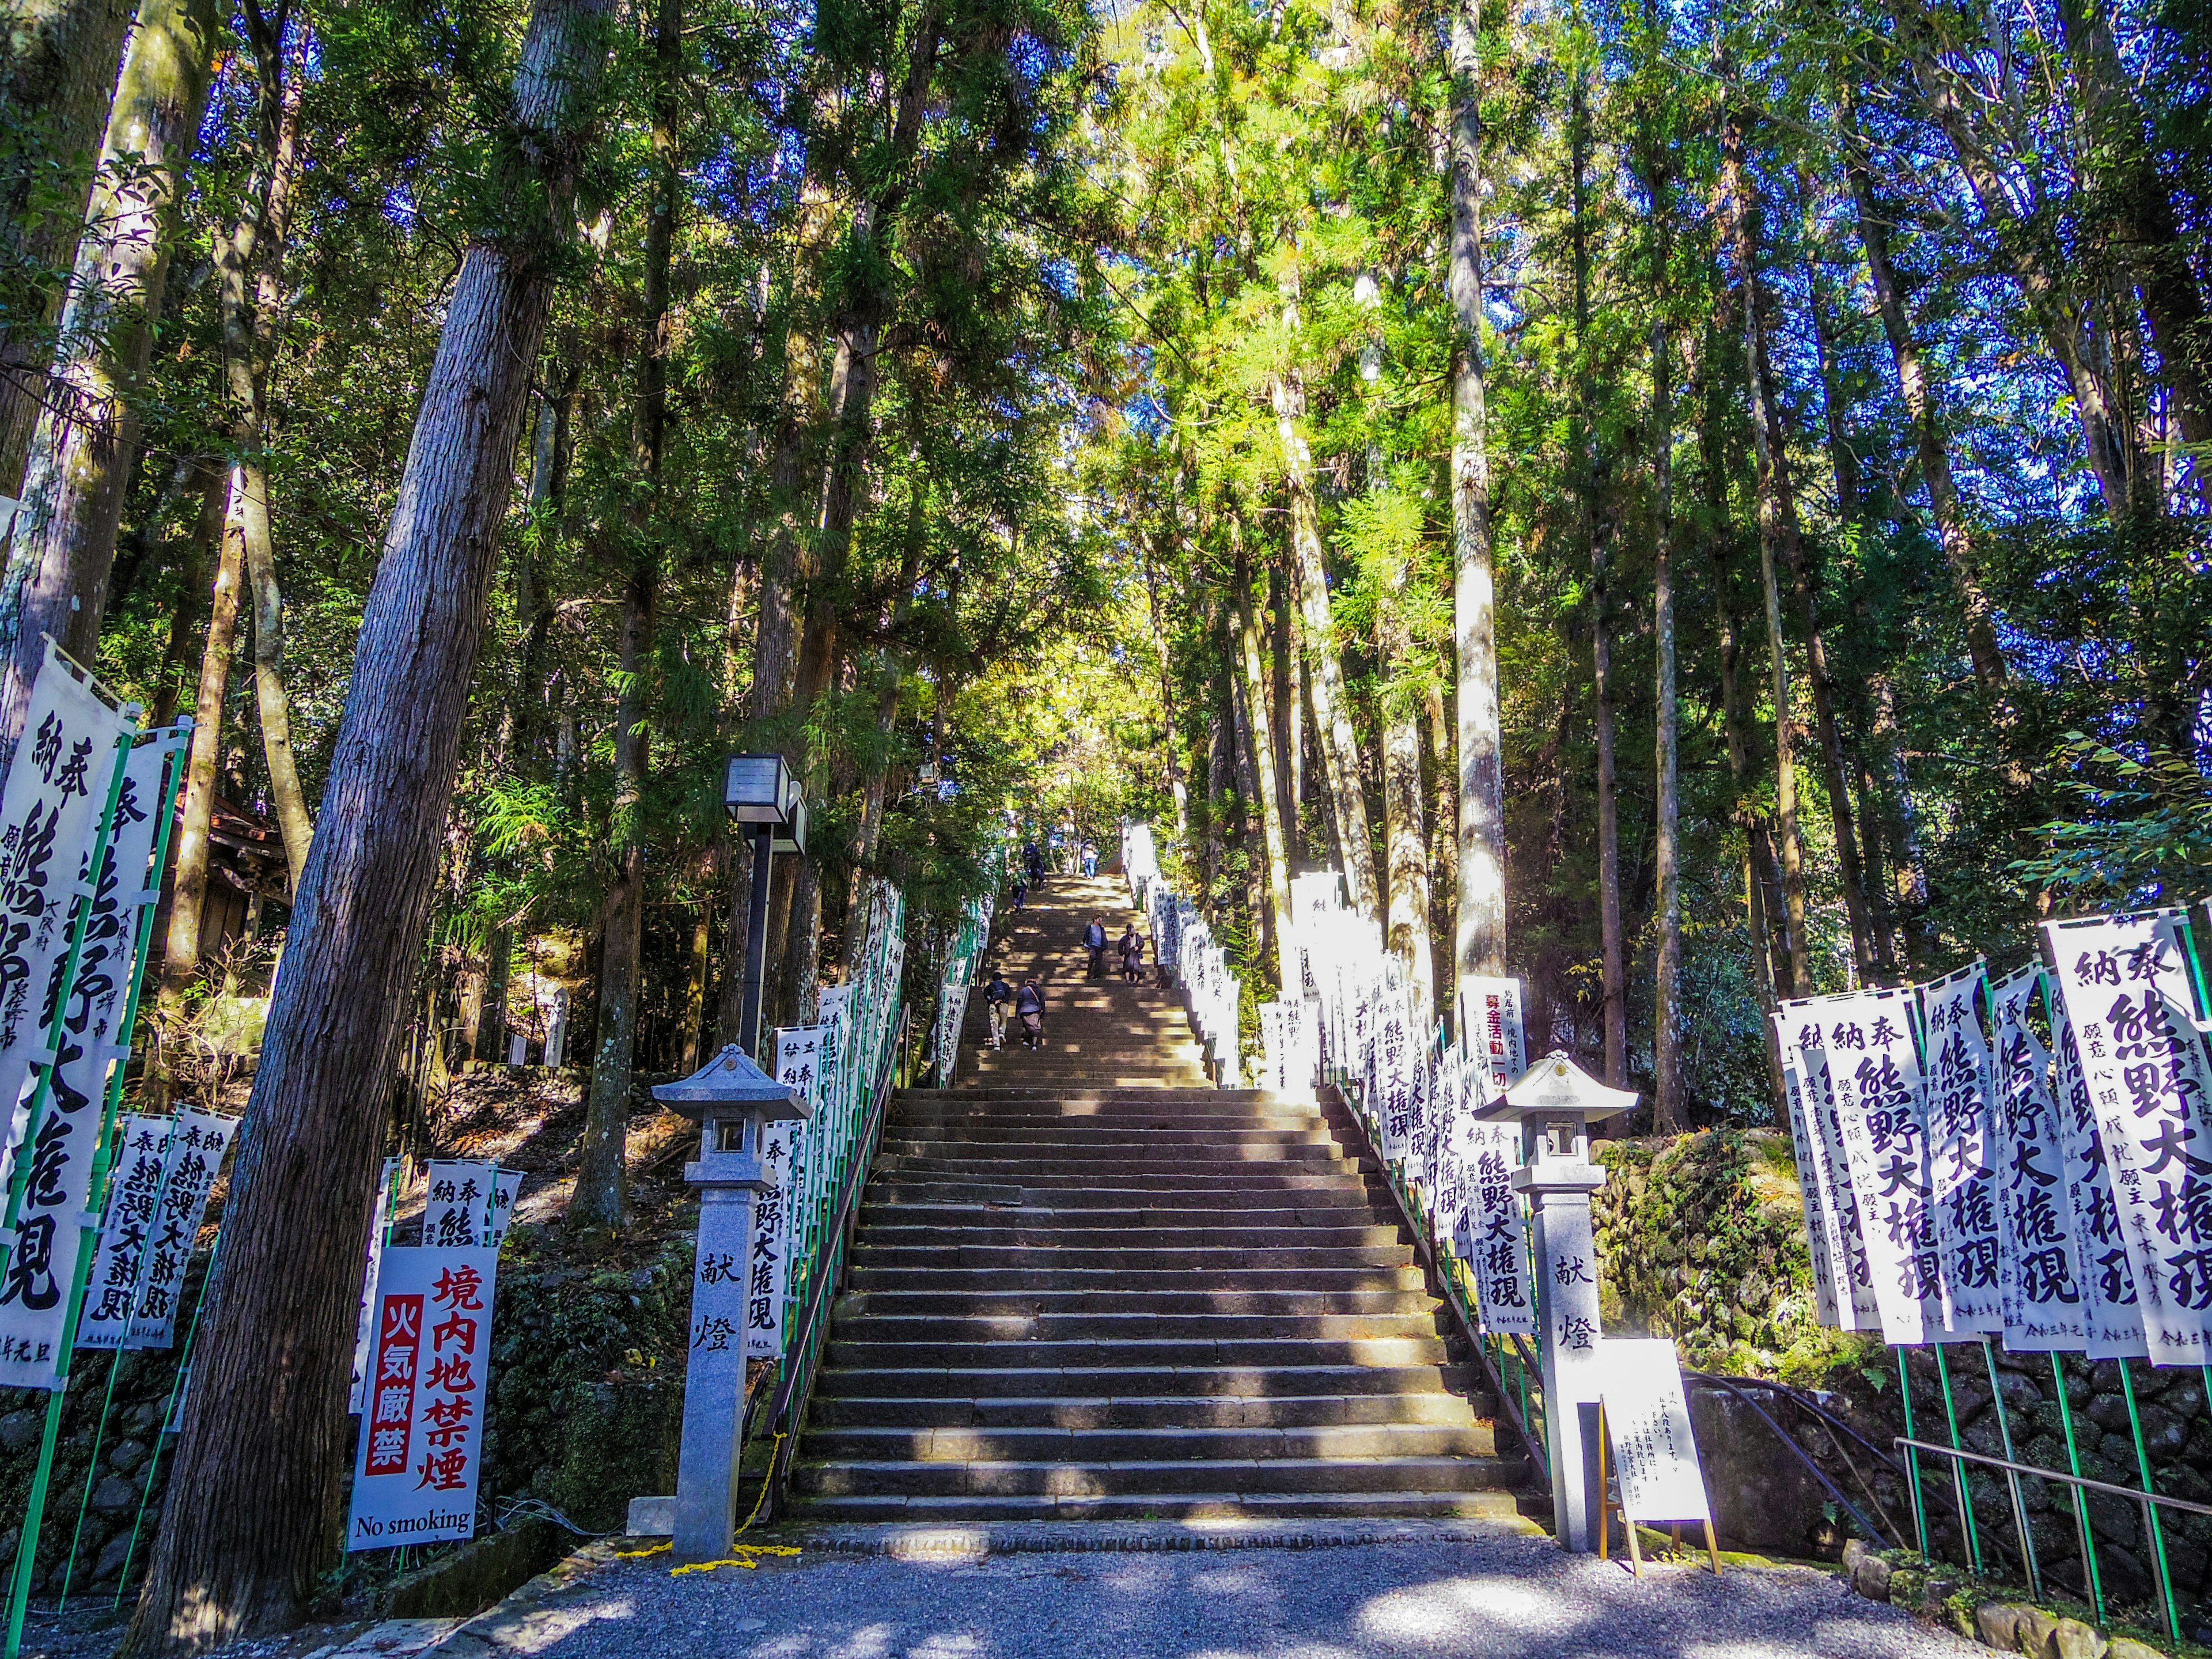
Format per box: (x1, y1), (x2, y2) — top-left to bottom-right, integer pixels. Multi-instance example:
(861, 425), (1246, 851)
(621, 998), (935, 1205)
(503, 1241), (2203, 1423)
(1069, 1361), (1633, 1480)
(347, 1245), (498, 1550)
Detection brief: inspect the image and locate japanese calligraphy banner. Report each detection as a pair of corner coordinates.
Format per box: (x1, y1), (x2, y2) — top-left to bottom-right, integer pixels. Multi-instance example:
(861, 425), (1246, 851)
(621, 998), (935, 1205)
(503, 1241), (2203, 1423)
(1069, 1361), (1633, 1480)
(350, 1157), (400, 1412)
(743, 1117), (796, 1359)
(346, 1245), (498, 1550)
(1465, 1113), (1537, 1337)
(1597, 1338), (1713, 1526)
(1990, 968), (2088, 1351)
(423, 1160), (498, 1249)
(1801, 988), (1950, 1344)
(1918, 964), (2003, 1334)
(2051, 994), (2149, 1358)
(74, 1113), (171, 1350)
(0, 732), (173, 1384)
(2044, 910), (2211, 1366)
(776, 1025), (825, 1289)
(1460, 976), (1527, 1097)
(1373, 974), (1416, 1163)
(1776, 1053), (1843, 1328)
(1773, 1003), (1878, 1331)
(124, 1106), (235, 1350)
(0, 647), (134, 1146)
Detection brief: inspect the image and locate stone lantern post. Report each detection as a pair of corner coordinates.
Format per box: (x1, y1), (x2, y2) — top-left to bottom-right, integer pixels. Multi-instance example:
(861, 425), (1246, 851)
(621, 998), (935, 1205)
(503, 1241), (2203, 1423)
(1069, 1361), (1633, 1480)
(1475, 1050), (1637, 1551)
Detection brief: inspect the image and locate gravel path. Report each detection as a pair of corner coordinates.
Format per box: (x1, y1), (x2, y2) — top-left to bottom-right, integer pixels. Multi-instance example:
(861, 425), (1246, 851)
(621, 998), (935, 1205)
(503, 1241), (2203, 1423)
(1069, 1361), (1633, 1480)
(437, 1529), (1982, 1659)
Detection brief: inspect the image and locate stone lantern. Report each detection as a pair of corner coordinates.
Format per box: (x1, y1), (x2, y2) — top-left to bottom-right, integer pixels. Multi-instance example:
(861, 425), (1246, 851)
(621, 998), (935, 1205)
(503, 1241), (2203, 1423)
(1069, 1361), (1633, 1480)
(1475, 1050), (1637, 1552)
(654, 1044), (811, 1560)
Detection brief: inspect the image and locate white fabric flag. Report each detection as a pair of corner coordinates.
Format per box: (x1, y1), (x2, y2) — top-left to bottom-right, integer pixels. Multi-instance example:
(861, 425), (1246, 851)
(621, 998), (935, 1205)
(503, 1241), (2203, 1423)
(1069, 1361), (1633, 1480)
(1777, 1053), (1843, 1328)
(0, 730), (168, 1384)
(74, 1113), (173, 1350)
(423, 1160), (498, 1249)
(2050, 995), (2149, 1359)
(1918, 964), (2004, 1333)
(1465, 1118), (1537, 1336)
(1775, 1002), (1879, 1331)
(744, 1119), (796, 1359)
(1807, 988), (1949, 1343)
(125, 1106), (236, 1350)
(2043, 910), (2212, 1365)
(347, 1245), (498, 1550)
(1990, 968), (2088, 1351)
(776, 1025), (825, 1278)
(350, 1157), (400, 1412)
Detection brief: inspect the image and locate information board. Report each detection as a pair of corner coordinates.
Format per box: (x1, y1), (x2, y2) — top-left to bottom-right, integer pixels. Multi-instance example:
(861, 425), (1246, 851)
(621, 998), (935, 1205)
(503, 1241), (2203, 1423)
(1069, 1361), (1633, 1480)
(1598, 1338), (1713, 1527)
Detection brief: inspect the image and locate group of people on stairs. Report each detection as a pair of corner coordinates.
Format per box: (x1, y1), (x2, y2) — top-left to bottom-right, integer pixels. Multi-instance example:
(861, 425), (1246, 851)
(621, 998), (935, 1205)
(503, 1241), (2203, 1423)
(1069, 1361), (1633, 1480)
(980, 864), (1150, 1054)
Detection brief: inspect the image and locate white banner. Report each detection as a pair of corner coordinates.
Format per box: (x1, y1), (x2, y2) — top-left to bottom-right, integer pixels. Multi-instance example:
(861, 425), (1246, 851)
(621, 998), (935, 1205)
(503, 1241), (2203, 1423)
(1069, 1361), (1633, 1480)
(1374, 978), (1416, 1162)
(1919, 964), (2003, 1334)
(1990, 968), (2088, 1351)
(125, 1105), (236, 1350)
(0, 647), (135, 1145)
(1465, 1118), (1537, 1336)
(423, 1160), (498, 1249)
(74, 1113), (172, 1350)
(1774, 1003), (1878, 1331)
(351, 1157), (400, 1413)
(1813, 988), (1949, 1344)
(2044, 911), (2211, 1364)
(2051, 994), (2148, 1358)
(1777, 1054), (1843, 1328)
(347, 1245), (498, 1550)
(777, 1025), (825, 1281)
(1460, 976), (1527, 1094)
(744, 1118), (796, 1359)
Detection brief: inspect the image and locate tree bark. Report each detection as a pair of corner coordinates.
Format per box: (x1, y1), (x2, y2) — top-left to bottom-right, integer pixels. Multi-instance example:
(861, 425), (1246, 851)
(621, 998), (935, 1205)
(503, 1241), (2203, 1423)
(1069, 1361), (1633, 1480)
(1277, 368), (1380, 920)
(1448, 0), (1506, 990)
(149, 457), (226, 729)
(1269, 560), (1299, 870)
(1843, 124), (2009, 691)
(1377, 589), (1433, 1024)
(125, 0), (612, 1639)
(1645, 149), (1683, 1130)
(575, 0), (677, 1233)
(1236, 542), (1292, 989)
(0, 0), (221, 753)
(1719, 111), (1812, 998)
(0, 0), (135, 496)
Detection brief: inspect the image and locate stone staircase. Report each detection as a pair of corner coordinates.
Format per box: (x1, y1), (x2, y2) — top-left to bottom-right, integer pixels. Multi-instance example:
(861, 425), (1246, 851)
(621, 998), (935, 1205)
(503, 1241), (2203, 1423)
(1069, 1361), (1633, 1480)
(787, 873), (1525, 1521)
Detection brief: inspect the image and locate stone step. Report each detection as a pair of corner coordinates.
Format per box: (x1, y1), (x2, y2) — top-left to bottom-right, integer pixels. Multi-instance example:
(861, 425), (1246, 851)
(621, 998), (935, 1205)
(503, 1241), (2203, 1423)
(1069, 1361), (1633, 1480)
(855, 1222), (1410, 1252)
(846, 1264), (1432, 1293)
(900, 1090), (1318, 1106)
(791, 1453), (1518, 1498)
(809, 1391), (1483, 1430)
(822, 1335), (1453, 1370)
(860, 1196), (1378, 1226)
(872, 1160), (1366, 1193)
(811, 1362), (1459, 1401)
(874, 1146), (1366, 1173)
(804, 1421), (1501, 1464)
(834, 1310), (1445, 1345)
(888, 1107), (1330, 1130)
(851, 1243), (1419, 1272)
(877, 1126), (1340, 1149)
(836, 1286), (1440, 1318)
(786, 1490), (1522, 1522)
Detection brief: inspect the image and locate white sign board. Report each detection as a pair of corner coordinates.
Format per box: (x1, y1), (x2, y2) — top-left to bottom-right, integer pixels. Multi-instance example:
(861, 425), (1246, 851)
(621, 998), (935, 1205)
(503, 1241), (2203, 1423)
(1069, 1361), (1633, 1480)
(350, 1157), (400, 1413)
(347, 1245), (498, 1550)
(1599, 1337), (1713, 1526)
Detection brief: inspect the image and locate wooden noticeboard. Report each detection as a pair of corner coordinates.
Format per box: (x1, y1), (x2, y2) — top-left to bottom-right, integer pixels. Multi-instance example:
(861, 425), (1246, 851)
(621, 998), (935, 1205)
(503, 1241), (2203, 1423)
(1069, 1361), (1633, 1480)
(1596, 1337), (1721, 1576)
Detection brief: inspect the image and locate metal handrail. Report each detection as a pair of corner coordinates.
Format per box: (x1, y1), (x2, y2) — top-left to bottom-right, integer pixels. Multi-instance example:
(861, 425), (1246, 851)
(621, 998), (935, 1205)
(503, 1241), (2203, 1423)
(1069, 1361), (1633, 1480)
(1896, 1435), (2212, 1518)
(1682, 1372), (1902, 1549)
(757, 1005), (911, 1518)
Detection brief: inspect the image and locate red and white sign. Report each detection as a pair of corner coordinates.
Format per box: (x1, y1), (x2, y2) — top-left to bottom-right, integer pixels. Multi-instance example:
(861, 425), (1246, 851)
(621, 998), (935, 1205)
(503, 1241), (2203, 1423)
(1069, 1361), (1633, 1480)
(347, 1245), (497, 1550)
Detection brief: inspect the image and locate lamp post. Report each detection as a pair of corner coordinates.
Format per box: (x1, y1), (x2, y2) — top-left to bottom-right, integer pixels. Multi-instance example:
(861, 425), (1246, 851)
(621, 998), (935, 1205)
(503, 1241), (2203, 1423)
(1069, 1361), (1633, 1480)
(725, 753), (806, 1061)
(655, 1044), (810, 1560)
(1475, 1050), (1637, 1552)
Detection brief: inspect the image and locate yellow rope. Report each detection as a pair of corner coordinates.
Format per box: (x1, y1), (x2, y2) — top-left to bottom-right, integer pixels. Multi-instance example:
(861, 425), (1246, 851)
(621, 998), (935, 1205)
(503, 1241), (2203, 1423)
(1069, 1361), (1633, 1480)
(615, 1542), (671, 1560)
(665, 1432), (797, 1575)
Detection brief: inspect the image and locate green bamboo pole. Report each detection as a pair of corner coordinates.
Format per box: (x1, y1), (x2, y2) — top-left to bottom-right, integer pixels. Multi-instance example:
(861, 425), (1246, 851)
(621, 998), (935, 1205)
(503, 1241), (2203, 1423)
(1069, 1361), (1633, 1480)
(56, 732), (187, 1607)
(3, 722), (145, 1659)
(2049, 1355), (2105, 1622)
(108, 1228), (222, 1611)
(2116, 1360), (2184, 1646)
(1898, 1347), (1930, 1559)
(1933, 1342), (1983, 1575)
(1979, 1339), (2040, 1599)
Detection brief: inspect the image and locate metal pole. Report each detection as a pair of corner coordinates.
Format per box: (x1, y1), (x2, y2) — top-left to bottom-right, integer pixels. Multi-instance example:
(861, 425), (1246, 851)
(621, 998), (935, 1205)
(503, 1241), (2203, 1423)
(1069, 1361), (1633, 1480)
(1979, 1339), (2040, 1599)
(1897, 1348), (1930, 1558)
(2050, 1355), (2105, 1622)
(739, 825), (774, 1063)
(2116, 1359), (2184, 1646)
(1932, 1342), (1982, 1576)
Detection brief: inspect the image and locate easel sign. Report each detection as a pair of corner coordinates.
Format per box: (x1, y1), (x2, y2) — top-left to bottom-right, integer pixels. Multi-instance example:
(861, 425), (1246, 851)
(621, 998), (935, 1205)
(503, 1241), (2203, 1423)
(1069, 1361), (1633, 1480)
(1596, 1337), (1721, 1577)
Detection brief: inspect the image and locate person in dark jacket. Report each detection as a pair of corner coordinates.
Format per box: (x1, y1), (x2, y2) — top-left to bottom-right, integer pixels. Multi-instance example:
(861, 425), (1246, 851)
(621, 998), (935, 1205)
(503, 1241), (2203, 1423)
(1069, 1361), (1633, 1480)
(1119, 925), (1145, 985)
(1084, 914), (1108, 978)
(1022, 841), (1045, 885)
(983, 969), (1013, 1049)
(1015, 979), (1046, 1048)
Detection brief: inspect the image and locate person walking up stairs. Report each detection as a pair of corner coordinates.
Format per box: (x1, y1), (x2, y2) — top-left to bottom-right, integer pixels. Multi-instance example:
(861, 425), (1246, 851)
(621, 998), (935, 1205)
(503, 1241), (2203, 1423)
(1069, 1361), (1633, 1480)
(788, 874), (1526, 1520)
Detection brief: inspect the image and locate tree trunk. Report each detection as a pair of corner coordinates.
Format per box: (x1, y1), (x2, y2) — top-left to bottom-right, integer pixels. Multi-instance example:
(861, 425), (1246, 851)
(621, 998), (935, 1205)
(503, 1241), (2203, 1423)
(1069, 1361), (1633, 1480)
(0, 0), (135, 496)
(124, 0), (612, 1639)
(238, 468), (312, 889)
(479, 926), (512, 1063)
(1277, 368), (1379, 921)
(1269, 561), (1300, 870)
(158, 479), (247, 997)
(1570, 69), (1624, 1084)
(1422, 678), (1455, 1010)
(1377, 596), (1433, 1024)
(1236, 544), (1292, 989)
(1719, 111), (1811, 998)
(1142, 537), (1192, 843)
(1868, 669), (1931, 971)
(1646, 166), (1683, 1130)
(1843, 127), (2009, 691)
(575, 0), (677, 1233)
(1448, 0), (1506, 988)
(0, 0), (221, 753)
(149, 458), (227, 729)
